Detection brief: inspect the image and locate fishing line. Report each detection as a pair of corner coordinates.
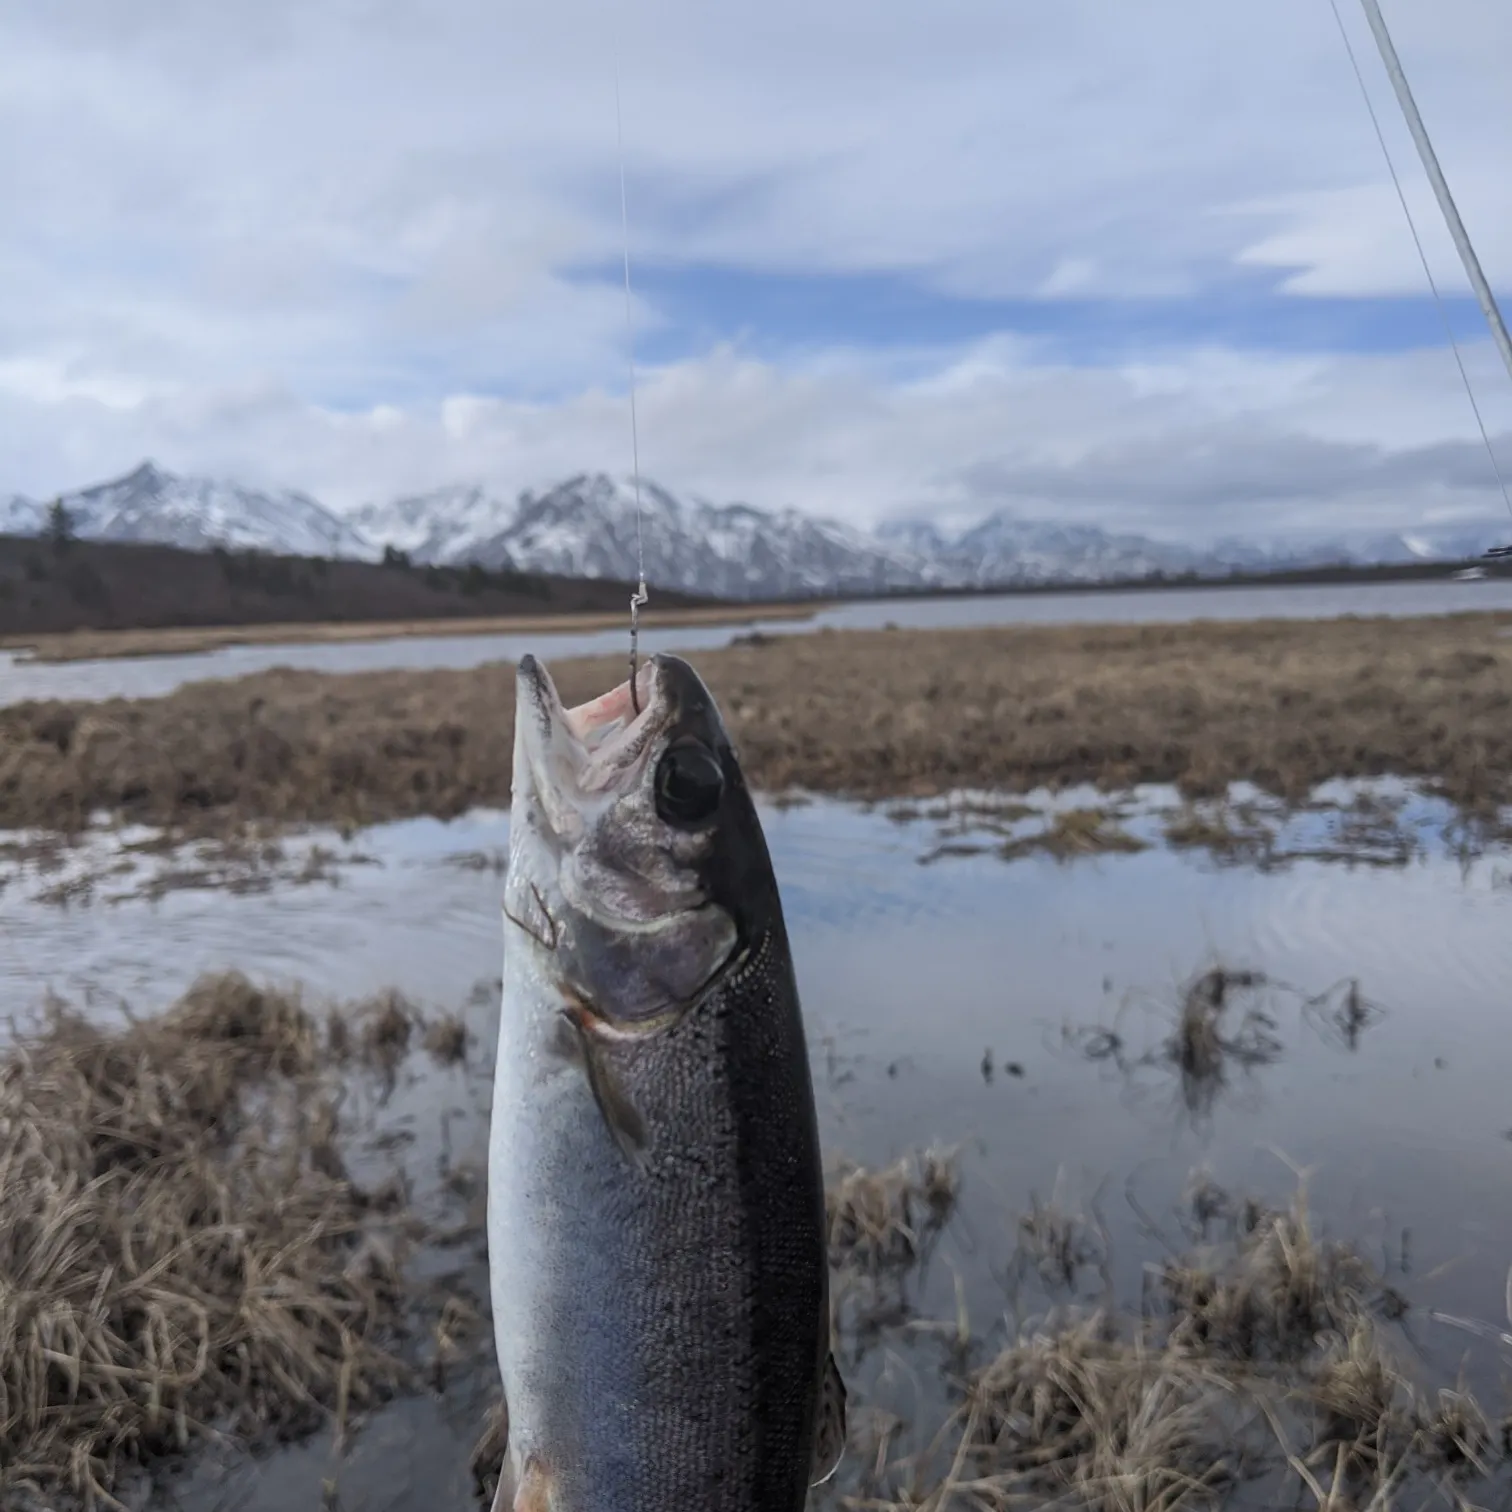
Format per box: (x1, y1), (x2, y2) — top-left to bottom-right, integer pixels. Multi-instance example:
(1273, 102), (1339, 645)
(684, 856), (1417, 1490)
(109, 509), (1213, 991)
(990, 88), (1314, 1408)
(1324, 0), (1512, 526)
(613, 59), (650, 712)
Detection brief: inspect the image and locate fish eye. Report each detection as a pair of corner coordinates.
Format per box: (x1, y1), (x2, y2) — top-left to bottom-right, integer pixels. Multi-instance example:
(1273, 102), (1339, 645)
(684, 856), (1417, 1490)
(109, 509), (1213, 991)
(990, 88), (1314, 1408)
(654, 741), (725, 826)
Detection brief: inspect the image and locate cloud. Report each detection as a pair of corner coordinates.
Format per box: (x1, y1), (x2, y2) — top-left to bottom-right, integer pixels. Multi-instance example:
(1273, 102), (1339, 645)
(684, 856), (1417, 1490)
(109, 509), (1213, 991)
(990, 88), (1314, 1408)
(3, 337), (1507, 546)
(0, 0), (1509, 535)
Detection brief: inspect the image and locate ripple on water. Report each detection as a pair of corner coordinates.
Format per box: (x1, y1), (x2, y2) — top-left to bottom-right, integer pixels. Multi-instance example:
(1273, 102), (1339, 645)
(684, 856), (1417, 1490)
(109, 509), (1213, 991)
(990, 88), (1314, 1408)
(4, 792), (1512, 1509)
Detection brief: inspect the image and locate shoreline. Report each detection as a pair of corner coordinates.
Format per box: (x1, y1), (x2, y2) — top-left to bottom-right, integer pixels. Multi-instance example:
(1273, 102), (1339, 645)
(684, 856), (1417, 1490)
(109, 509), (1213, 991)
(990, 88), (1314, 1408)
(2, 612), (1510, 836)
(7, 559), (1510, 667)
(0, 600), (821, 664)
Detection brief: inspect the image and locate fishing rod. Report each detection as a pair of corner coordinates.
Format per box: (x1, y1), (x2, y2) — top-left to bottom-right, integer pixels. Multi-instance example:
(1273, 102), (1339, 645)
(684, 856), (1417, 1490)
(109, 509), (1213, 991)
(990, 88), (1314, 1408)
(1329, 0), (1512, 555)
(1356, 0), (1512, 390)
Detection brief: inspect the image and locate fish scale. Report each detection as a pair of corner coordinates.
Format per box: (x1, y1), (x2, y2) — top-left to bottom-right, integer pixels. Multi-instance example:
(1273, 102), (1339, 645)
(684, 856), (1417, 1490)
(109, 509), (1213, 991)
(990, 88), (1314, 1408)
(488, 652), (844, 1512)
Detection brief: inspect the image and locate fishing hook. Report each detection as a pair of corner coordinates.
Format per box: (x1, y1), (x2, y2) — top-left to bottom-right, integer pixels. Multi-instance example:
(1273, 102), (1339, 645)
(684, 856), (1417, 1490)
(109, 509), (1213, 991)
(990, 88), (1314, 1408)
(629, 577), (647, 714)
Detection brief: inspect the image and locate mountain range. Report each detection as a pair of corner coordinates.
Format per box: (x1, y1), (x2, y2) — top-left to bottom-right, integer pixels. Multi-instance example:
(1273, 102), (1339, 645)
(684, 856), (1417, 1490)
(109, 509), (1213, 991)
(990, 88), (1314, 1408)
(3, 462), (371, 559)
(5, 460), (1507, 601)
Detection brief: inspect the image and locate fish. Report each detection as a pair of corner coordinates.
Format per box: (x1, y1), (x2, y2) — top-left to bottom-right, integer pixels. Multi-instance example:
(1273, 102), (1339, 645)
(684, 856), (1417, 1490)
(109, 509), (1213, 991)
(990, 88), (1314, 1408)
(487, 650), (845, 1512)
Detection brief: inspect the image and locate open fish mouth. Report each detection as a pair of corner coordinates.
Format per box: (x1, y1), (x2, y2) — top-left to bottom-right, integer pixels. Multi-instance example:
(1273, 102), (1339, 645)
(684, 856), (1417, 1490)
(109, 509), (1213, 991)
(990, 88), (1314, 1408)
(506, 648), (742, 1020)
(555, 658), (660, 753)
(515, 654), (666, 810)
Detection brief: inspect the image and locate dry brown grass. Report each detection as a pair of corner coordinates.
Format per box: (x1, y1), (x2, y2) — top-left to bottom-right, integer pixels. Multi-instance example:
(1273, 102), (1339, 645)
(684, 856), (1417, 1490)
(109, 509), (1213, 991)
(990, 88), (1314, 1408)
(1015, 1194), (1112, 1295)
(1065, 967), (1286, 1122)
(0, 972), (418, 1510)
(830, 1170), (1504, 1512)
(3, 612), (1512, 836)
(1162, 804), (1278, 864)
(1157, 1187), (1378, 1363)
(1002, 807), (1149, 862)
(826, 1149), (961, 1275)
(956, 1318), (1246, 1511)
(422, 1012), (470, 1066)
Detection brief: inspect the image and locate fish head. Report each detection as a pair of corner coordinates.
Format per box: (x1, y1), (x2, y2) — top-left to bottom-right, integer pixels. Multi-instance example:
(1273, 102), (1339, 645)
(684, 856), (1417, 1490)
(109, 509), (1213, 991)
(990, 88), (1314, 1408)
(506, 652), (777, 1025)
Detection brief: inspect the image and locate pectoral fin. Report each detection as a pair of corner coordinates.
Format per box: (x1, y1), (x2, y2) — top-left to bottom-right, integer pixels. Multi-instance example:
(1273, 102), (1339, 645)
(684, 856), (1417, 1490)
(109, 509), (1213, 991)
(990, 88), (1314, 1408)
(481, 1396), (514, 1512)
(561, 1003), (647, 1162)
(512, 1458), (552, 1512)
(810, 1352), (848, 1487)
(485, 1436), (551, 1512)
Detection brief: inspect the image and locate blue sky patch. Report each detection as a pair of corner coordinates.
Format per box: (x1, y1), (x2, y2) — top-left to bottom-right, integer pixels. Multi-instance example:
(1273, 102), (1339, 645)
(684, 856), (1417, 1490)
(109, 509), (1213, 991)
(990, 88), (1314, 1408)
(587, 261), (1500, 368)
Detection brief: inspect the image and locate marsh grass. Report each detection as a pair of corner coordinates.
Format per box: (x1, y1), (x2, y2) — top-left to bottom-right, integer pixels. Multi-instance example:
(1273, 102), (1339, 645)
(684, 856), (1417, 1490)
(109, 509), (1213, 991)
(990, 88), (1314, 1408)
(1169, 970), (1282, 1110)
(1065, 967), (1289, 1123)
(0, 973), (426, 1510)
(6, 613), (1512, 837)
(1002, 808), (1149, 863)
(3, 829), (378, 910)
(827, 1149), (961, 1276)
(827, 1168), (1508, 1512)
(451, 1147), (1512, 1512)
(422, 1012), (470, 1066)
(1162, 804), (1278, 863)
(17, 961), (1501, 1512)
(1014, 1192), (1113, 1296)
(1155, 1188), (1379, 1364)
(353, 990), (417, 1079)
(0, 973), (496, 1510)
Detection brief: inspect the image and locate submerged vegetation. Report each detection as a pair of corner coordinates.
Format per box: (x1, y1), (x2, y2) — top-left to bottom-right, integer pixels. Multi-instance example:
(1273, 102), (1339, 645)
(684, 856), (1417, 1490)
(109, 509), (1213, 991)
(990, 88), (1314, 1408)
(0, 973), (481, 1511)
(1, 969), (1507, 1510)
(2, 612), (1511, 837)
(1064, 965), (1387, 1123)
(818, 1161), (1506, 1512)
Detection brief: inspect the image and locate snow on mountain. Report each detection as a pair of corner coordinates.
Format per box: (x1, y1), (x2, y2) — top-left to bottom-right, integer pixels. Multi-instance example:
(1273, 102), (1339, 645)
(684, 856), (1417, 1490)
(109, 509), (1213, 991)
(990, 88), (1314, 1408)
(50, 461), (375, 559)
(348, 484), (518, 564)
(874, 519), (952, 557)
(0, 494), (42, 535)
(3, 459), (1507, 596)
(1208, 522), (1510, 571)
(941, 514), (1206, 586)
(458, 474), (943, 600)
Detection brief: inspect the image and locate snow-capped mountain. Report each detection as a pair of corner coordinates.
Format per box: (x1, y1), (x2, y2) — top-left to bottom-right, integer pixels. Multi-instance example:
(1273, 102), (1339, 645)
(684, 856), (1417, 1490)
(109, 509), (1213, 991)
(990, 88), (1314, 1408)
(935, 514), (1207, 587)
(355, 473), (1510, 597)
(348, 484), (519, 565)
(0, 494), (42, 535)
(454, 475), (941, 599)
(1205, 522), (1511, 572)
(872, 519), (953, 558)
(37, 461), (373, 558)
(3, 460), (1507, 598)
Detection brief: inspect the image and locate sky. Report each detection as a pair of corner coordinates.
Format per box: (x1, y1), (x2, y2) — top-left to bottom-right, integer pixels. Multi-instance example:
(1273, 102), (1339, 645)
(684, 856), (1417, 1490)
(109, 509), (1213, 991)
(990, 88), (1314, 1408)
(1, 0), (1510, 542)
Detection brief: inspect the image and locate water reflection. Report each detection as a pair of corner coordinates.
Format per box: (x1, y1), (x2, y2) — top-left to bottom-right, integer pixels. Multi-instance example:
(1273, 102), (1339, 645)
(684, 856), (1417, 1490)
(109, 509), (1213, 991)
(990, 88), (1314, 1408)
(3, 794), (1511, 1507)
(4, 795), (1508, 1274)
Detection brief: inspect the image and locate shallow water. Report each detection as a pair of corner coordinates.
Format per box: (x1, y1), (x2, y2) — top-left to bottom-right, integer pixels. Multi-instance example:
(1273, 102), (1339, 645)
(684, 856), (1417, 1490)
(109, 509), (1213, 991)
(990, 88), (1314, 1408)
(5, 792), (1512, 1508)
(4, 575), (1510, 706)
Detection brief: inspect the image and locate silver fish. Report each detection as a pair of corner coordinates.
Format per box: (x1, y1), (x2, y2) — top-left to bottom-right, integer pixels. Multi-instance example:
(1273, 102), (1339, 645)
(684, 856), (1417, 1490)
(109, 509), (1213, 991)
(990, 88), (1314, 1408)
(487, 651), (845, 1512)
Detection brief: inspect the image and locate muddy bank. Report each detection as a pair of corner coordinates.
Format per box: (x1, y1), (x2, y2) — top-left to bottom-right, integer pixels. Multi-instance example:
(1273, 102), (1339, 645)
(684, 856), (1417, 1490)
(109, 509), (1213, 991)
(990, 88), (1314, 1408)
(2, 613), (1510, 836)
